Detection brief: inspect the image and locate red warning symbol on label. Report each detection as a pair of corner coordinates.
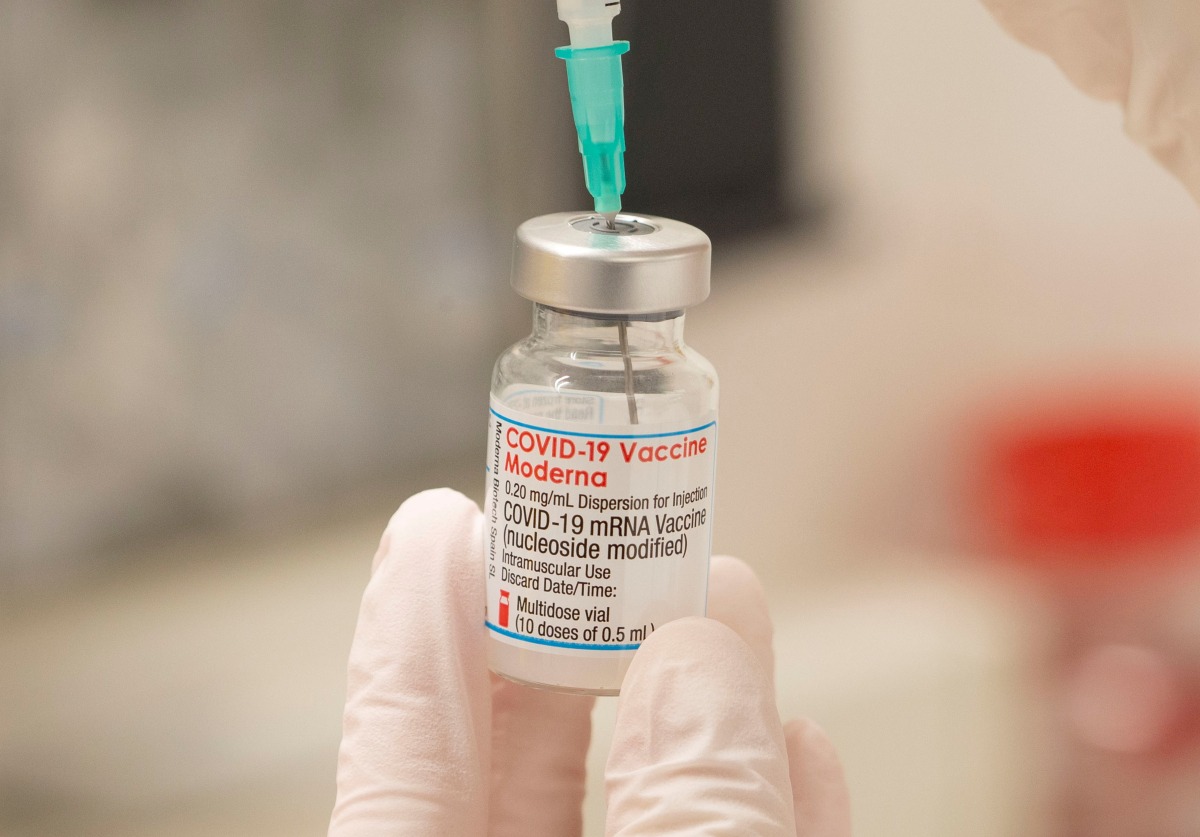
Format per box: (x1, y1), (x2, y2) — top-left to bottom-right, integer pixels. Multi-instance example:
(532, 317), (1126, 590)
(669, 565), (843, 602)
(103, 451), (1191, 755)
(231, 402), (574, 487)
(498, 590), (511, 628)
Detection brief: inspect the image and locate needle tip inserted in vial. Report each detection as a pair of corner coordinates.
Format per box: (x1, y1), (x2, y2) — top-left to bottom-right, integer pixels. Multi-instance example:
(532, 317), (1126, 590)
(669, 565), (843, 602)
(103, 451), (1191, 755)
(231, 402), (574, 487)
(602, 212), (618, 231)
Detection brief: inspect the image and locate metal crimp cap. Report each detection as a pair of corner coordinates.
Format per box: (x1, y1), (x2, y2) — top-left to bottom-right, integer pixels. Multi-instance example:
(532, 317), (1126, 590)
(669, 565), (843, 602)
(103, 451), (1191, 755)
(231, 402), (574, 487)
(511, 212), (711, 316)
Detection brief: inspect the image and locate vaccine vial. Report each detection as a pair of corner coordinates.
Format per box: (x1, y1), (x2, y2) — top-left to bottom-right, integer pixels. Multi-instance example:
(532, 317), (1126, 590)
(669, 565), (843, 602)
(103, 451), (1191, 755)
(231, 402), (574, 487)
(483, 212), (719, 695)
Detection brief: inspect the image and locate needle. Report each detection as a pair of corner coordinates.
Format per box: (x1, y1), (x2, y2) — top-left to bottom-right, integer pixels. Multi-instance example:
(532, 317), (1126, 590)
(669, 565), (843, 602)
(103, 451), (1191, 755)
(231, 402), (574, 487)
(617, 320), (639, 424)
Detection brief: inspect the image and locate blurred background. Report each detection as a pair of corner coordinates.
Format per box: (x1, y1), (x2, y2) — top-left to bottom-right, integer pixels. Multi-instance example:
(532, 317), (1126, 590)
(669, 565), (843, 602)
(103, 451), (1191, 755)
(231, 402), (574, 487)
(3, 1), (1200, 835)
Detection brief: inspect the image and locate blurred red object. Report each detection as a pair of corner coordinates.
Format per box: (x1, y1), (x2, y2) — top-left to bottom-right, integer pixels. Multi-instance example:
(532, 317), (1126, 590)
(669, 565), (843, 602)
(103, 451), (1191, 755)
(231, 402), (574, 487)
(978, 387), (1200, 836)
(983, 399), (1200, 567)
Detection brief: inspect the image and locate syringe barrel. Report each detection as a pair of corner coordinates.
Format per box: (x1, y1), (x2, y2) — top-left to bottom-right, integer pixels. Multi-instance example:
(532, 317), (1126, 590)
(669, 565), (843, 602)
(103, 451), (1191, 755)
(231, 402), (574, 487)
(556, 0), (621, 49)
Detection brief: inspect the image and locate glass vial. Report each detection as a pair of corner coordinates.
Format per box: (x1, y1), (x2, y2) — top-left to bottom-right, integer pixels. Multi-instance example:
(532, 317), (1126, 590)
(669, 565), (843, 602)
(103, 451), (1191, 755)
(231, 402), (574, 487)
(483, 213), (718, 695)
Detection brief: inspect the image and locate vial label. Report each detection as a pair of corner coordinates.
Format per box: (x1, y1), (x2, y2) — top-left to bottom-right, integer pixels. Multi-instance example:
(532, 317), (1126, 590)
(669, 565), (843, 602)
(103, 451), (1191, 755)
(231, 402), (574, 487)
(484, 399), (717, 657)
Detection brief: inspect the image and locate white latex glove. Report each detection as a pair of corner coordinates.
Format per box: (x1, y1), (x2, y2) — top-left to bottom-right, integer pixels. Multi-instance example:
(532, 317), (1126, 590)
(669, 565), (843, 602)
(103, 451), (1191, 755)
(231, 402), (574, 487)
(329, 488), (851, 837)
(981, 0), (1200, 203)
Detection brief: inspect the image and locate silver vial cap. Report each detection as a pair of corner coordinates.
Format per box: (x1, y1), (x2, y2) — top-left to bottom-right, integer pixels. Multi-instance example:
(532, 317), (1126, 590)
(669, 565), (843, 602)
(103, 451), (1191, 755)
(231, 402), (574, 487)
(511, 212), (711, 316)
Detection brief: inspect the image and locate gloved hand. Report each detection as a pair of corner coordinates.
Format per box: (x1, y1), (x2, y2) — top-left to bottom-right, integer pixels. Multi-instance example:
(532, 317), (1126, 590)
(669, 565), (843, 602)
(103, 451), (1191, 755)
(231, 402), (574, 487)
(328, 488), (851, 837)
(981, 0), (1200, 203)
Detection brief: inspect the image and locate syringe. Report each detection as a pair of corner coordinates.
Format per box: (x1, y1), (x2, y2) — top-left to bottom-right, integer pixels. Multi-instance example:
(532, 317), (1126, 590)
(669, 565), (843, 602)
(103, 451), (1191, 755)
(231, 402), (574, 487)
(555, 0), (629, 229)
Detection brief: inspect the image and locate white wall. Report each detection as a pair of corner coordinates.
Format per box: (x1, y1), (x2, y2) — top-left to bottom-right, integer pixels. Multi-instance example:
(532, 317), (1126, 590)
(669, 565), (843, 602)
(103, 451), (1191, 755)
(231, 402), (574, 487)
(708, 0), (1200, 577)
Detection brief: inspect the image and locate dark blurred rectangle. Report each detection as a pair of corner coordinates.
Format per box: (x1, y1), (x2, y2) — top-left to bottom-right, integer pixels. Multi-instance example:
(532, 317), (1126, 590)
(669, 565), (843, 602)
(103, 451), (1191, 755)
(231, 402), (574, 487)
(614, 0), (803, 240)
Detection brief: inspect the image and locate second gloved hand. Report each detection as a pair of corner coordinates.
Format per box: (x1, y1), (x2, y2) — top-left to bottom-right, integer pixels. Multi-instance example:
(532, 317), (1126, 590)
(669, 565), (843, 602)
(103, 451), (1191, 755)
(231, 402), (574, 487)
(981, 0), (1200, 203)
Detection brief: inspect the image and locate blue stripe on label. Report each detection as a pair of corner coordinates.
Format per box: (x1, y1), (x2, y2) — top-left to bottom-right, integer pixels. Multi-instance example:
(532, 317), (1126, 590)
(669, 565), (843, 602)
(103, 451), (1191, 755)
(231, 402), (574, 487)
(490, 408), (715, 440)
(485, 621), (642, 651)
